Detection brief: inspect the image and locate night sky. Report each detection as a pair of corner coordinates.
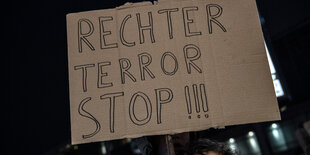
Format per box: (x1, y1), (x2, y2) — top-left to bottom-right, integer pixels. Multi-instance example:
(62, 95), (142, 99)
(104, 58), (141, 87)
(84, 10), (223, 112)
(4, 0), (310, 154)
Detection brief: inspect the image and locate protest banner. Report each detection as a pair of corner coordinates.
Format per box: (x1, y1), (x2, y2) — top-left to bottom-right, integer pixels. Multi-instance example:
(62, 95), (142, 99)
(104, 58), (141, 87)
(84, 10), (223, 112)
(66, 0), (280, 144)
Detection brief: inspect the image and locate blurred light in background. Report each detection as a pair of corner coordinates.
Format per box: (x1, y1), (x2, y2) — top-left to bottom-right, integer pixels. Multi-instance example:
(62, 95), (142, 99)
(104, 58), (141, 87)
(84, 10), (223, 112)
(248, 131), (254, 137)
(227, 132), (262, 155)
(272, 123), (278, 129)
(228, 138), (238, 152)
(271, 123), (282, 140)
(268, 123), (288, 152)
(101, 142), (106, 155)
(229, 138), (235, 143)
(265, 43), (284, 97)
(247, 131), (261, 154)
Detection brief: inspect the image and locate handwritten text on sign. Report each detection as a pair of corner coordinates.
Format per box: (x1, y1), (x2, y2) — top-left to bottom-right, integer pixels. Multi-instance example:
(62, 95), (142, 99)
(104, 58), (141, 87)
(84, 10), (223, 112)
(69, 2), (225, 140)
(67, 0), (280, 145)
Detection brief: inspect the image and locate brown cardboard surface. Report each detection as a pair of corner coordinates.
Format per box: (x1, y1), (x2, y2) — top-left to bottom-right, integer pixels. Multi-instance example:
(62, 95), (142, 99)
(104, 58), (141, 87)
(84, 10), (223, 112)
(66, 0), (280, 144)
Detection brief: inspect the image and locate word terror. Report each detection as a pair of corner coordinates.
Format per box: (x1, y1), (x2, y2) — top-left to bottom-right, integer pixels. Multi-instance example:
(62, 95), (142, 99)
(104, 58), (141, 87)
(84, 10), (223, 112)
(74, 44), (203, 92)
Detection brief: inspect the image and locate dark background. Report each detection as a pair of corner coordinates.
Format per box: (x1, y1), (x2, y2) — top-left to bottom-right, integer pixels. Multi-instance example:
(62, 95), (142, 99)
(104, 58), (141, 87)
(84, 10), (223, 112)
(4, 0), (310, 154)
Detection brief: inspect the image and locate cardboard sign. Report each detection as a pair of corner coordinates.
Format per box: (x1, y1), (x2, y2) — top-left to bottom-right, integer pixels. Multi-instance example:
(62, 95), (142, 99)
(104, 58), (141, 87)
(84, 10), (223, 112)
(66, 0), (280, 144)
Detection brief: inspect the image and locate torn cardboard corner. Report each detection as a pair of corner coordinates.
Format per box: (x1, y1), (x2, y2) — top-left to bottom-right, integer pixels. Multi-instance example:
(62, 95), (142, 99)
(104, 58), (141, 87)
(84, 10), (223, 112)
(66, 0), (280, 145)
(116, 2), (153, 10)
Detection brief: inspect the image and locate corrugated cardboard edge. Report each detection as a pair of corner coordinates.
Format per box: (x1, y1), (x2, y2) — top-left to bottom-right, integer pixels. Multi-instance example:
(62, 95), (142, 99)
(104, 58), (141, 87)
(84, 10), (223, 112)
(116, 2), (153, 10)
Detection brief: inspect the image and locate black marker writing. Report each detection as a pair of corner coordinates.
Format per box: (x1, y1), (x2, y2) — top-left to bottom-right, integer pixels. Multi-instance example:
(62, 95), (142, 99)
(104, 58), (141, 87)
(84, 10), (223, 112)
(184, 84), (208, 119)
(155, 88), (173, 124)
(119, 58), (137, 84)
(100, 92), (124, 133)
(200, 84), (208, 112)
(136, 12), (155, 44)
(158, 8), (179, 39)
(97, 62), (113, 89)
(183, 44), (202, 74)
(74, 64), (95, 92)
(182, 7), (202, 37)
(120, 14), (136, 47)
(78, 19), (95, 53)
(206, 4), (226, 34)
(161, 51), (179, 76)
(129, 92), (152, 126)
(138, 52), (155, 81)
(99, 16), (118, 49)
(78, 97), (101, 139)
(184, 86), (192, 117)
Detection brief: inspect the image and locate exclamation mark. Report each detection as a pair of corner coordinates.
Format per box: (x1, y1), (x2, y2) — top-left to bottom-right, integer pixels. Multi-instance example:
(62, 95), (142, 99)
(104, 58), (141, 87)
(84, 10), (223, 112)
(200, 84), (209, 118)
(184, 86), (192, 119)
(184, 84), (209, 119)
(193, 84), (200, 113)
(193, 84), (201, 118)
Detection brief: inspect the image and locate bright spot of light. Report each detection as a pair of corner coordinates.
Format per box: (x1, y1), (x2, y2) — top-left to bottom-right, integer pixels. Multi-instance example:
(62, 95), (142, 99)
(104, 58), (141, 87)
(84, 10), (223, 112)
(101, 142), (106, 154)
(228, 138), (237, 151)
(249, 137), (259, 152)
(250, 138), (256, 147)
(265, 44), (276, 74)
(272, 130), (279, 138)
(271, 123), (278, 129)
(229, 138), (235, 143)
(264, 42), (284, 97)
(248, 131), (254, 137)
